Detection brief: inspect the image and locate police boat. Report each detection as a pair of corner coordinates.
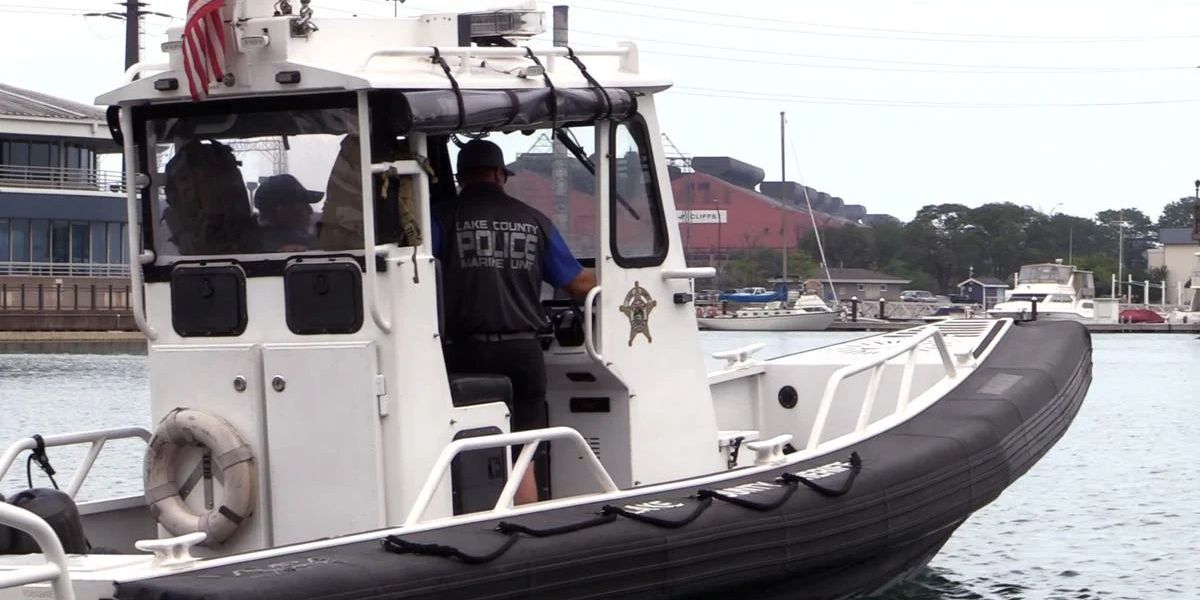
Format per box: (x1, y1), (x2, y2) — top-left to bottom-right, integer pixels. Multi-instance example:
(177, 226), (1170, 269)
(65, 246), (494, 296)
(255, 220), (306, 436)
(0, 2), (1092, 599)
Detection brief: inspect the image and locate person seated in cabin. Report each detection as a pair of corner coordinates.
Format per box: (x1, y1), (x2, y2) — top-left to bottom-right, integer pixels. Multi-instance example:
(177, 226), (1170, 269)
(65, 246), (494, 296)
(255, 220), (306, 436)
(318, 134), (422, 251)
(254, 173), (323, 252)
(433, 139), (596, 505)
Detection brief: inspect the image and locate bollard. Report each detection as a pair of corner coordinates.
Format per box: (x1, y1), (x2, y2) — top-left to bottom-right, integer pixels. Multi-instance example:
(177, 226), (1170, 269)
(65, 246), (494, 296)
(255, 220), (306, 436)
(1030, 298), (1038, 321)
(850, 297), (860, 322)
(878, 297), (887, 320)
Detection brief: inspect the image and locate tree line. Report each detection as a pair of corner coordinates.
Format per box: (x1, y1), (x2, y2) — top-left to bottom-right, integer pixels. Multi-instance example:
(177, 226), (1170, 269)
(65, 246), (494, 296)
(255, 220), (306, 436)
(715, 198), (1195, 294)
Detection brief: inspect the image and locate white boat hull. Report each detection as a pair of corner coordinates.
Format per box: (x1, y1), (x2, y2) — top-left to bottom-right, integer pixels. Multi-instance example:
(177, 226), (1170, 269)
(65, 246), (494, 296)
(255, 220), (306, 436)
(698, 311), (838, 331)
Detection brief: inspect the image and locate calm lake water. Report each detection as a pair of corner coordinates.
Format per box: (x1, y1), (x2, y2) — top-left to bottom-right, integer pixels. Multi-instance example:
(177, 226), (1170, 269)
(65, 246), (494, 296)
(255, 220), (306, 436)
(0, 332), (1196, 599)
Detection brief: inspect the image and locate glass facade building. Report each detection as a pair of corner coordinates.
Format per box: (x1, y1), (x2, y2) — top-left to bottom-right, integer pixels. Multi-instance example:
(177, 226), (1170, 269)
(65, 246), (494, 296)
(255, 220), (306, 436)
(1, 84), (126, 277)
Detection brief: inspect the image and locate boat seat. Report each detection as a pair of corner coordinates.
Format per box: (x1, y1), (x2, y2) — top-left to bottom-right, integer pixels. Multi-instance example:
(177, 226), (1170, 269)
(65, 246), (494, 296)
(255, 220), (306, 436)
(448, 373), (512, 408)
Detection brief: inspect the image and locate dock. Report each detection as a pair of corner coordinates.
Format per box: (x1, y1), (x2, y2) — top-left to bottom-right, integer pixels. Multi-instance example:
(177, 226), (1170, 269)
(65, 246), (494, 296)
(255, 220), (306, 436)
(830, 321), (1200, 333)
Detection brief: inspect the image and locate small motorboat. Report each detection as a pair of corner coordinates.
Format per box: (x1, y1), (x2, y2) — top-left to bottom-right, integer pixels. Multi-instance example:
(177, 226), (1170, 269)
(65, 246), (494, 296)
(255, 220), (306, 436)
(699, 295), (838, 331)
(0, 3), (1091, 599)
(718, 285), (787, 304)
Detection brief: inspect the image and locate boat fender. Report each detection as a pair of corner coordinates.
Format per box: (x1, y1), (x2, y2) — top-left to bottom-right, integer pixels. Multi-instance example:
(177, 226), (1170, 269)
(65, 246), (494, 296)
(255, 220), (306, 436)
(780, 451), (863, 498)
(5, 488), (89, 554)
(144, 408), (257, 546)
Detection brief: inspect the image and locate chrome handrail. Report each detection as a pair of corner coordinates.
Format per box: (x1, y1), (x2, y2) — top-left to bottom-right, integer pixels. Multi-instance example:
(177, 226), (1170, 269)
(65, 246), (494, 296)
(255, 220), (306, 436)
(0, 427), (152, 499)
(805, 326), (957, 450)
(583, 286), (603, 364)
(0, 503), (75, 599)
(119, 106), (157, 340)
(405, 426), (617, 525)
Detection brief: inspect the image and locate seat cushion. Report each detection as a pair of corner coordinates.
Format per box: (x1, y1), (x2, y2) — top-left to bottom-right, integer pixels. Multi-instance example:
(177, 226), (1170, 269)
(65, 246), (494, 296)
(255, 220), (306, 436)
(448, 373), (513, 408)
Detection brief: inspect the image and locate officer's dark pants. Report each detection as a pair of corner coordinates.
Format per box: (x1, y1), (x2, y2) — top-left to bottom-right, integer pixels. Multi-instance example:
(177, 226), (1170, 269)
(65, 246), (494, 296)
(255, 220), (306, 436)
(444, 338), (550, 498)
(444, 338), (548, 431)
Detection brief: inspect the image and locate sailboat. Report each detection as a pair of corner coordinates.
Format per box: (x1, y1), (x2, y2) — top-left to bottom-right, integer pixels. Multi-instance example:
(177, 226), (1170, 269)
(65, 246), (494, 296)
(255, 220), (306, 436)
(699, 112), (840, 331)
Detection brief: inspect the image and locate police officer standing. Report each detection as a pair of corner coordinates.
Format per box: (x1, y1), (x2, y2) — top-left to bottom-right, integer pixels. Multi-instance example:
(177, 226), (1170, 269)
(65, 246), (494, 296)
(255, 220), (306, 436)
(434, 139), (595, 505)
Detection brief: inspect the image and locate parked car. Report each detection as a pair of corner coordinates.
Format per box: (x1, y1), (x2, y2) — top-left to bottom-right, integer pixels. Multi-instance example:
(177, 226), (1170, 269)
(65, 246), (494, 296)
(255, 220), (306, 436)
(900, 290), (939, 303)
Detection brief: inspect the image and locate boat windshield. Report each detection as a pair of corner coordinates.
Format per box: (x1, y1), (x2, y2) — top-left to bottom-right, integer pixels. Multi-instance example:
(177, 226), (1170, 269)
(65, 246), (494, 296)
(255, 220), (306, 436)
(1019, 265), (1072, 284)
(1008, 293), (1047, 302)
(143, 104), (365, 258)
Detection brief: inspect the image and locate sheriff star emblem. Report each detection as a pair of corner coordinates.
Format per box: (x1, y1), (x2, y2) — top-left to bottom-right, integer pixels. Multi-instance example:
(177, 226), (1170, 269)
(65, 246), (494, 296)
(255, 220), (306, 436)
(619, 282), (657, 346)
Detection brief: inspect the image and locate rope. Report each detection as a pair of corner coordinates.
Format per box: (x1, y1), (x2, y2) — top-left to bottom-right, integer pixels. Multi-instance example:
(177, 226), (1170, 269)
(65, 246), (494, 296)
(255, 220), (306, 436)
(430, 47), (466, 131)
(601, 496), (712, 528)
(564, 46), (614, 120)
(26, 434), (59, 491)
(698, 480), (799, 512)
(522, 47), (558, 129)
(496, 513), (617, 537)
(381, 533), (518, 565)
(780, 452), (863, 498)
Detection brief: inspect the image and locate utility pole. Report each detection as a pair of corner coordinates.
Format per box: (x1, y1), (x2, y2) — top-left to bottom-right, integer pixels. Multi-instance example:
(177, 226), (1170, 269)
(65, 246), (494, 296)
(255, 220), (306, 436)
(780, 111), (788, 284)
(85, 2), (173, 70)
(125, 0), (141, 69)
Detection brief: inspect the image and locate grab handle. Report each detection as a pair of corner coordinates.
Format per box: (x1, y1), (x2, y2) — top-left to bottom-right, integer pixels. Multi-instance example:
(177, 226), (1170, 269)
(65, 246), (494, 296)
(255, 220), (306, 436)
(583, 286), (603, 364)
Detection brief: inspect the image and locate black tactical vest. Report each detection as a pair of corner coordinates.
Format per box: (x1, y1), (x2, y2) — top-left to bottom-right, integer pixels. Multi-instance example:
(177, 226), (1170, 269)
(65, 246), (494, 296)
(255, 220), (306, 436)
(436, 185), (554, 338)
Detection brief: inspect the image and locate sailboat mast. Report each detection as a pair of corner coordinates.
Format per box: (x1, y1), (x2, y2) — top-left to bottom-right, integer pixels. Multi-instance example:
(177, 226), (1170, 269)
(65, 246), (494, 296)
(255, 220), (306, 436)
(780, 111), (788, 284)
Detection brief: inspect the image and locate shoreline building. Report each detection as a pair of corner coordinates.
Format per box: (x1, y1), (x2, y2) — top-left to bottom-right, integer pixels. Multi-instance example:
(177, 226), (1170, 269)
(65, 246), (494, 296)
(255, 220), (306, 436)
(0, 84), (130, 330)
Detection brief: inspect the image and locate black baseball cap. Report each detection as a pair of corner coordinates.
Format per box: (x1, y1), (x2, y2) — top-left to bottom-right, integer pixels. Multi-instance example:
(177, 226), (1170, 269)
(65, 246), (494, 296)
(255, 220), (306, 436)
(254, 174), (323, 210)
(457, 139), (515, 176)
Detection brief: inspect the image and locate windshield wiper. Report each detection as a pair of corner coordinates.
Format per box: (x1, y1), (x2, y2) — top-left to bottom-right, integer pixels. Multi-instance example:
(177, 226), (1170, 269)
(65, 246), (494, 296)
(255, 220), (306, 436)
(553, 128), (642, 221)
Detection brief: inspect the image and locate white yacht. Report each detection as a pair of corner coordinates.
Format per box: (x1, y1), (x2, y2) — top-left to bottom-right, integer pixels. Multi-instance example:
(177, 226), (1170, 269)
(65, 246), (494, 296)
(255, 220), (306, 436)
(0, 3), (1091, 599)
(988, 261), (1096, 320)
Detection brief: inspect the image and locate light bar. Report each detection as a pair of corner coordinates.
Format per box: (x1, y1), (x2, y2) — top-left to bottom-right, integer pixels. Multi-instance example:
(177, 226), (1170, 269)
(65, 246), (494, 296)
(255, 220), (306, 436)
(464, 10), (545, 40)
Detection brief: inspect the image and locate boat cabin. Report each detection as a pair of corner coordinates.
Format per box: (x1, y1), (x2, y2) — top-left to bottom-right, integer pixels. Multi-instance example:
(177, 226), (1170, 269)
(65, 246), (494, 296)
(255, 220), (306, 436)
(93, 0), (720, 554)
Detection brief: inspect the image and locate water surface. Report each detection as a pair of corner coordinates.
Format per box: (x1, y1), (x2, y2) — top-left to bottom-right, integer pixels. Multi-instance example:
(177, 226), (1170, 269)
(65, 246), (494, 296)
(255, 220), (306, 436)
(0, 332), (1195, 598)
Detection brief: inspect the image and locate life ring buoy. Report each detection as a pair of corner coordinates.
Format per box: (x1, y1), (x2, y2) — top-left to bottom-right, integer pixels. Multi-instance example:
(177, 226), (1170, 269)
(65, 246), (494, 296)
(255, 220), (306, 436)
(143, 408), (257, 545)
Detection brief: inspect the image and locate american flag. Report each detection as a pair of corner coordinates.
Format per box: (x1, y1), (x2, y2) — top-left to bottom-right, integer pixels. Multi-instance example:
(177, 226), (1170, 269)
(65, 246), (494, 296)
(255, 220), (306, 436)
(182, 0), (228, 100)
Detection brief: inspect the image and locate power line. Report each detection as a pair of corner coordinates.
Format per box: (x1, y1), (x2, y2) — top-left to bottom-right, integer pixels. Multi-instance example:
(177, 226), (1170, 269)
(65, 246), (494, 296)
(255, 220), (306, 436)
(572, 4), (1200, 44)
(588, 0), (1200, 43)
(670, 86), (1200, 108)
(569, 28), (1194, 74)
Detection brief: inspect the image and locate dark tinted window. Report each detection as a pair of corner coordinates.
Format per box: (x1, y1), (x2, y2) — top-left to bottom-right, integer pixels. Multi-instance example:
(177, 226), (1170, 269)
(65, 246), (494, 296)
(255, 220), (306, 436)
(610, 120), (667, 267)
(107, 222), (122, 264)
(71, 222), (90, 263)
(51, 220), (69, 263)
(31, 220), (49, 262)
(0, 219), (9, 262)
(10, 219), (29, 262)
(90, 222), (107, 263)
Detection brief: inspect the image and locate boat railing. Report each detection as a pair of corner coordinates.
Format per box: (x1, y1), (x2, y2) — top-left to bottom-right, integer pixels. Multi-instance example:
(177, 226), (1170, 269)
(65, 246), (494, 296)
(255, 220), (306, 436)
(0, 503), (76, 600)
(0, 427), (152, 500)
(362, 45), (639, 74)
(405, 426), (618, 526)
(805, 327), (958, 450)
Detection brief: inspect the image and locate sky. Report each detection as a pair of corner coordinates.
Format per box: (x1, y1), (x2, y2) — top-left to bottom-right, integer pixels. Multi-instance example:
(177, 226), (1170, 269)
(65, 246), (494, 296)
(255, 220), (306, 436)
(5, 0), (1200, 222)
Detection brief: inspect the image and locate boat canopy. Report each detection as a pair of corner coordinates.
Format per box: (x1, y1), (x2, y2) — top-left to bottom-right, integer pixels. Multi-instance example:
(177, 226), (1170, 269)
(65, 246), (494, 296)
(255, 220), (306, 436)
(1019, 264), (1072, 284)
